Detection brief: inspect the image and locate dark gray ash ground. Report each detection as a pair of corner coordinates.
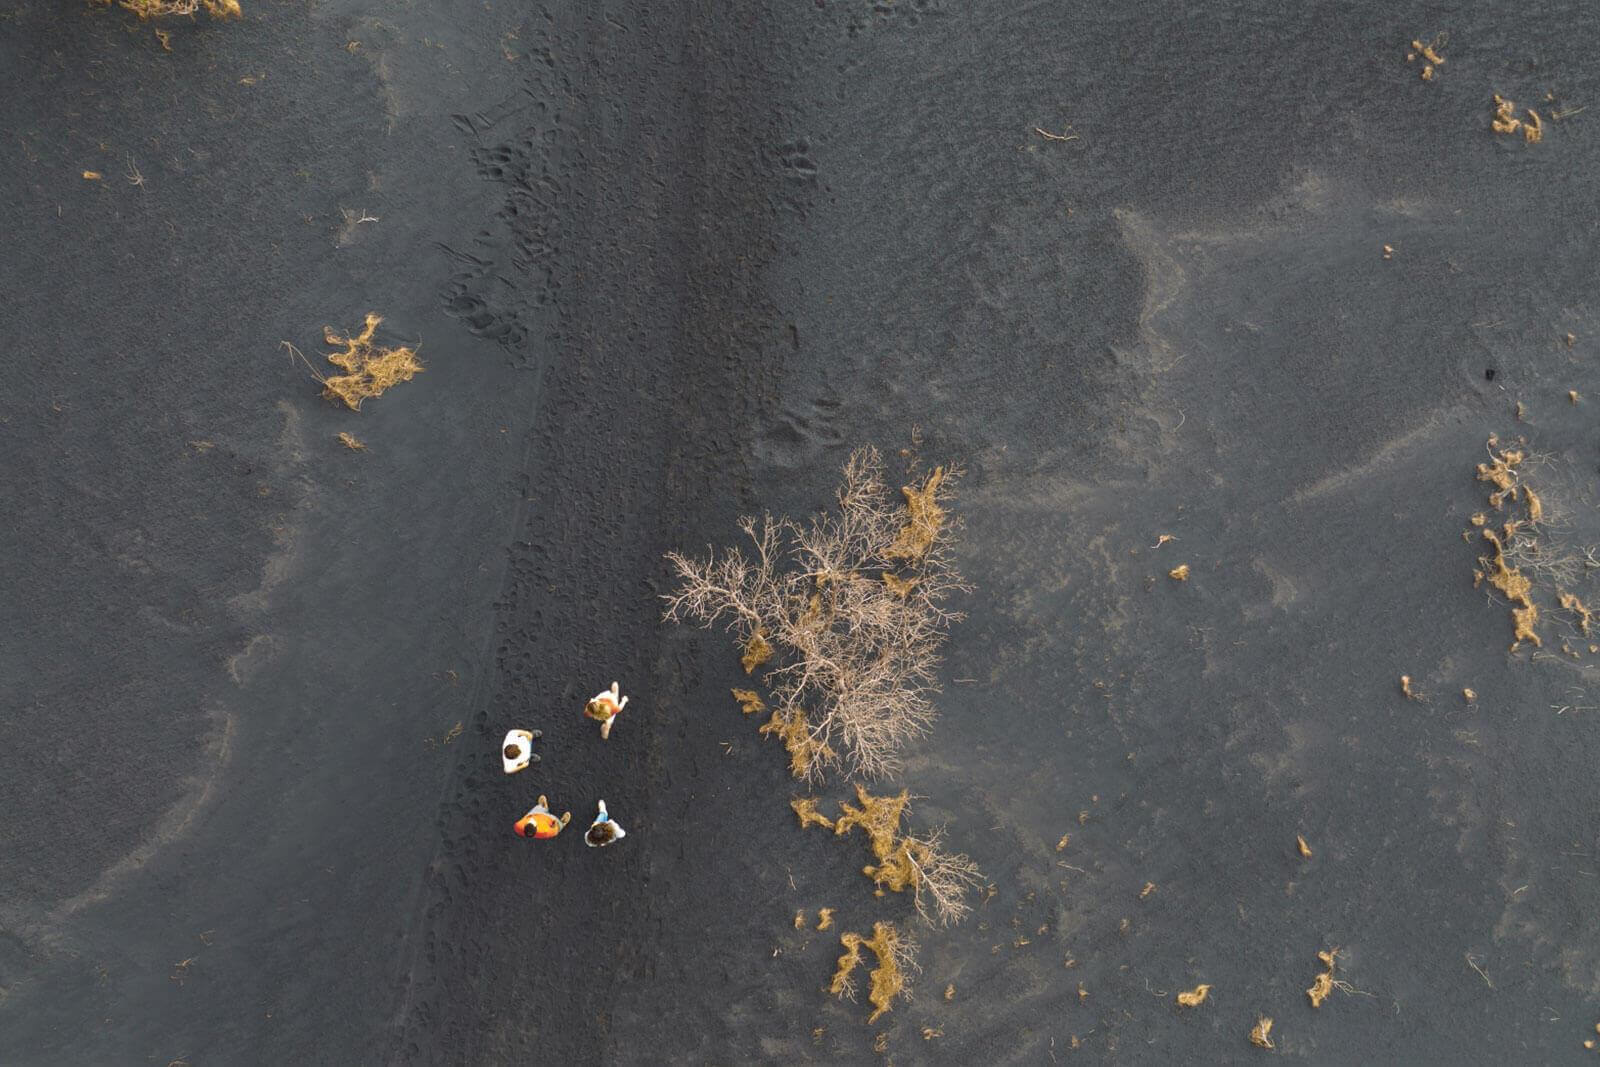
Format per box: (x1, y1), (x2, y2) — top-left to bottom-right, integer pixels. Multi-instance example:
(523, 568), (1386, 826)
(6, 2), (1600, 1063)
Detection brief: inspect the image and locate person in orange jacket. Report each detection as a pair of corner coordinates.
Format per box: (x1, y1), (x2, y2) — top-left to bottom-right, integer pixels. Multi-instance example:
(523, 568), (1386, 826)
(514, 795), (571, 839)
(583, 681), (629, 740)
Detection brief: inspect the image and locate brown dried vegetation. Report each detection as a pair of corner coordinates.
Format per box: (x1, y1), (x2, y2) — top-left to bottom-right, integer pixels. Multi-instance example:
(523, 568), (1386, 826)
(1405, 35), (1446, 81)
(826, 785), (983, 926)
(665, 447), (966, 781)
(830, 921), (918, 1023)
(1307, 948), (1339, 1008)
(790, 795), (836, 831)
(1560, 591), (1593, 636)
(1473, 439), (1555, 651)
(107, 0), (241, 18)
(318, 314), (423, 412)
(886, 467), (947, 561)
(741, 629), (773, 674)
(760, 706), (835, 779)
(1493, 94), (1544, 143)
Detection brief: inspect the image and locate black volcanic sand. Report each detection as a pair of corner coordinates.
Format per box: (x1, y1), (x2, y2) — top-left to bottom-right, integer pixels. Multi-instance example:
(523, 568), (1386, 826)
(7, 1), (1600, 1063)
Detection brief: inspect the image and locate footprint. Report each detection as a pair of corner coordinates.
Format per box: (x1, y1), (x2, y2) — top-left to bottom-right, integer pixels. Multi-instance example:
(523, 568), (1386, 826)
(773, 139), (818, 183)
(754, 392), (845, 469)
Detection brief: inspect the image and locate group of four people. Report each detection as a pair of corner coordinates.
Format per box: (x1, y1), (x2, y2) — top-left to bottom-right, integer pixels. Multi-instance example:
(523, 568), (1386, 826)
(507, 682), (630, 847)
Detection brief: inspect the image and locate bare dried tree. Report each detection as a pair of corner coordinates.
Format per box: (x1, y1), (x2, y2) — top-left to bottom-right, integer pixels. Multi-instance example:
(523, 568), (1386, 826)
(827, 785), (984, 926)
(664, 447), (966, 782)
(900, 827), (985, 926)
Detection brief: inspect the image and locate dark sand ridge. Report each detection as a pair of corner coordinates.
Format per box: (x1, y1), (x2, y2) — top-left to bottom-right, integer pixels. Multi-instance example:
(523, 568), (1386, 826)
(7, 1), (1600, 1063)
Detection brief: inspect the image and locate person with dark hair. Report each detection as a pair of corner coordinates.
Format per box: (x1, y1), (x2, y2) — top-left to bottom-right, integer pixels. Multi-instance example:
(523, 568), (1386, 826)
(514, 795), (571, 839)
(583, 681), (630, 740)
(585, 799), (626, 848)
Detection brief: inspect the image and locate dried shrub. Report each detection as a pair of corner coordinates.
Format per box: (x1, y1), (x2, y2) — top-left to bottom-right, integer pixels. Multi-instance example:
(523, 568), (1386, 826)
(1492, 94), (1544, 143)
(830, 921), (918, 1023)
(1405, 35), (1445, 81)
(110, 0), (241, 17)
(318, 314), (423, 411)
(1306, 948), (1339, 1008)
(741, 629), (773, 673)
(1468, 438), (1592, 650)
(1479, 522), (1541, 649)
(1560, 591), (1594, 635)
(760, 706), (836, 779)
(833, 784), (911, 851)
(886, 467), (946, 561)
(790, 795), (836, 831)
(831, 934), (866, 998)
(664, 447), (966, 781)
(827, 785), (983, 926)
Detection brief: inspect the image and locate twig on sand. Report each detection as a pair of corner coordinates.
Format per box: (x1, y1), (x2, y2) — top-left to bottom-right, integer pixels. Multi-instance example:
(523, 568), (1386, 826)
(1033, 126), (1079, 142)
(281, 340), (316, 374)
(1465, 952), (1492, 988)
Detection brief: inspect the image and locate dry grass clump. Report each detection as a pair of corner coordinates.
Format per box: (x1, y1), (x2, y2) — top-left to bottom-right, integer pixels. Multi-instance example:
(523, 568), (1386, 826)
(1249, 1016), (1275, 1049)
(790, 795), (836, 831)
(317, 314), (423, 411)
(1492, 94), (1544, 143)
(1479, 522), (1541, 650)
(1560, 591), (1594, 636)
(741, 629), (773, 673)
(760, 706), (837, 779)
(815, 785), (984, 926)
(1405, 35), (1446, 81)
(830, 921), (918, 1022)
(111, 0), (241, 18)
(887, 467), (947, 561)
(666, 447), (966, 781)
(1470, 437), (1578, 651)
(1477, 443), (1526, 510)
(1176, 983), (1211, 1008)
(1306, 948), (1340, 1008)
